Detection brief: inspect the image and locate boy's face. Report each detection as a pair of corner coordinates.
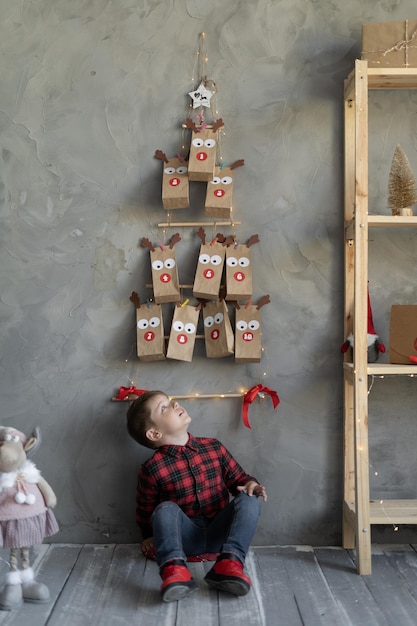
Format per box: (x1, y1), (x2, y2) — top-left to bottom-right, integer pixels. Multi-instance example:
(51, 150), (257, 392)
(146, 393), (191, 443)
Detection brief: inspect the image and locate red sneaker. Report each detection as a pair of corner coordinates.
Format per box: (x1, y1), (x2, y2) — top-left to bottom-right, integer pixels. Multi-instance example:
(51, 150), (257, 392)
(204, 555), (251, 596)
(160, 561), (197, 602)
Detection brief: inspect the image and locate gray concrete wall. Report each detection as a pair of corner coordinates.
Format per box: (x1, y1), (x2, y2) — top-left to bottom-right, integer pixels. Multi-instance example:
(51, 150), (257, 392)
(0, 0), (416, 546)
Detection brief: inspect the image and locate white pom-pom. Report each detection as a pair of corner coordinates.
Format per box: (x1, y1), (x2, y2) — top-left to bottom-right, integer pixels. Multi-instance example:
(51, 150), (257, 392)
(25, 494), (36, 505)
(15, 492), (26, 504)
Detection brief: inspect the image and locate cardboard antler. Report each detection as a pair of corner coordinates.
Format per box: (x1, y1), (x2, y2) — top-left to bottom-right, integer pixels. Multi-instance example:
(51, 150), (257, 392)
(197, 227), (206, 245)
(256, 295), (271, 310)
(212, 118), (224, 132)
(185, 117), (198, 132)
(223, 235), (235, 247)
(230, 159), (245, 171)
(169, 233), (181, 249)
(246, 234), (260, 248)
(141, 237), (155, 252)
(155, 149), (169, 164)
(130, 292), (141, 308)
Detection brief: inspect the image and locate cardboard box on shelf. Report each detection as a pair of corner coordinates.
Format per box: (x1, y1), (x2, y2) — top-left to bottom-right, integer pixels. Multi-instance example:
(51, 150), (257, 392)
(389, 304), (417, 364)
(362, 20), (417, 67)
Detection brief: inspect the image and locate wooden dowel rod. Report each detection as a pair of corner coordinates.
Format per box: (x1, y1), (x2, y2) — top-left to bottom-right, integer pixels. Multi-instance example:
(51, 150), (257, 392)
(112, 393), (244, 401)
(157, 221), (241, 228)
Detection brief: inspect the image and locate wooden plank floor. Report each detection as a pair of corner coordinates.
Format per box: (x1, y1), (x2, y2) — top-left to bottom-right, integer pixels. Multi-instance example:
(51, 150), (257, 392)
(0, 544), (416, 625)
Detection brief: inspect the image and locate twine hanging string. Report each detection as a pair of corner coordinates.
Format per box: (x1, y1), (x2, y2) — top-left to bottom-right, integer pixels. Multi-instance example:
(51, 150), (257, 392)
(363, 20), (417, 67)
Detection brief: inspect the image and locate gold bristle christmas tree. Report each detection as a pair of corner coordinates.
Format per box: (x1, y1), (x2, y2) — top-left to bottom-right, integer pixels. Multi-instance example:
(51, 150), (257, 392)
(388, 144), (417, 216)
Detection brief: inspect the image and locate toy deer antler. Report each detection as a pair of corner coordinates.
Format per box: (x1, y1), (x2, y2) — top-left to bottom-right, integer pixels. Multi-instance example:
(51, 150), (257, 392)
(197, 227), (206, 245)
(223, 235), (235, 247)
(154, 149), (169, 164)
(256, 295), (271, 310)
(169, 233), (181, 249)
(130, 292), (141, 308)
(212, 118), (224, 132)
(184, 117), (197, 132)
(246, 234), (260, 248)
(229, 159), (245, 170)
(141, 237), (155, 252)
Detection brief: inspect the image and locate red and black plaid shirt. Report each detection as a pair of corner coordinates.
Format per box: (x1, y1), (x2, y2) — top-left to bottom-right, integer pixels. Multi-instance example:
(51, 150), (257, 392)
(136, 434), (257, 538)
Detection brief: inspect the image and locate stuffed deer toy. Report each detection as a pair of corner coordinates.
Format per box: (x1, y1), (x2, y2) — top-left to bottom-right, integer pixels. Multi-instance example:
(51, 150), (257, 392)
(0, 426), (58, 610)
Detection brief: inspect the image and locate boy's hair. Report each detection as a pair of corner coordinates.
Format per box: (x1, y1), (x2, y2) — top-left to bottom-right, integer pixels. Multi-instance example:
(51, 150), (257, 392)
(126, 390), (165, 449)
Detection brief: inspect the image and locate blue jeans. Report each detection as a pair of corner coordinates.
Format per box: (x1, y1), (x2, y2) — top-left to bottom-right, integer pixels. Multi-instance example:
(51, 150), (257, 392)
(151, 492), (261, 569)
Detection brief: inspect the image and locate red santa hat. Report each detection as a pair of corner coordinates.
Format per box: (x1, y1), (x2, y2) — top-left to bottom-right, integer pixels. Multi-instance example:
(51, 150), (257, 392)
(366, 292), (385, 350)
(341, 290), (386, 353)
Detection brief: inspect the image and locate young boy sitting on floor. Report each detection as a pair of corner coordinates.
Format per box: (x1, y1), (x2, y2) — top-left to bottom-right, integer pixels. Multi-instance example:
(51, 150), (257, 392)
(126, 390), (267, 602)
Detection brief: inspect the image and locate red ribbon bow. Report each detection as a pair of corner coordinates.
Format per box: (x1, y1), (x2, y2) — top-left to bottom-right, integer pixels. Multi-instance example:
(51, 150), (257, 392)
(242, 384), (280, 428)
(114, 386), (147, 401)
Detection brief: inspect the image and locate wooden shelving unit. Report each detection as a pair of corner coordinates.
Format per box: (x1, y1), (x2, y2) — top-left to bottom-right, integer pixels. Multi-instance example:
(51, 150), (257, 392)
(343, 60), (417, 575)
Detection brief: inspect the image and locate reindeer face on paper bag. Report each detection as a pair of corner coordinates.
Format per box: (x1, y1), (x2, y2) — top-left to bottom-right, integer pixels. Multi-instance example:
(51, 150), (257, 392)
(205, 160), (244, 220)
(235, 295), (270, 363)
(141, 234), (181, 304)
(185, 118), (224, 182)
(130, 292), (166, 361)
(154, 150), (189, 210)
(203, 299), (234, 358)
(166, 304), (200, 362)
(225, 235), (259, 302)
(193, 228), (227, 300)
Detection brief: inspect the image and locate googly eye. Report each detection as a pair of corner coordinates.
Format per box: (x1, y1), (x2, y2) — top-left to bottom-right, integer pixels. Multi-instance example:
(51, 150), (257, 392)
(221, 176), (233, 185)
(227, 256), (238, 267)
(238, 257), (250, 267)
(164, 258), (176, 269)
(192, 138), (204, 148)
(164, 167), (176, 175)
(152, 259), (164, 271)
(184, 323), (196, 334)
(149, 317), (160, 328)
(210, 176), (221, 185)
(248, 320), (260, 331)
(204, 139), (216, 148)
(204, 315), (214, 328)
(214, 313), (224, 324)
(210, 255), (222, 266)
(236, 320), (248, 331)
(173, 321), (184, 332)
(176, 166), (188, 174)
(199, 253), (211, 264)
(137, 319), (149, 330)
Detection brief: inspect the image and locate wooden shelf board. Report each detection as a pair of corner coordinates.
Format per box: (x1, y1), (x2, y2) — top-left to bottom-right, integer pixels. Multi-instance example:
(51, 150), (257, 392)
(345, 499), (417, 525)
(368, 215), (417, 227)
(367, 67), (417, 90)
(344, 362), (417, 375)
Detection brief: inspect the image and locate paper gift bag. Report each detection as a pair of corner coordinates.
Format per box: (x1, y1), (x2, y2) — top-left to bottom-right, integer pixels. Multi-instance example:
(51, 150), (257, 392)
(141, 233), (181, 304)
(130, 292), (166, 361)
(362, 20), (417, 67)
(193, 228), (226, 300)
(235, 296), (270, 363)
(205, 160), (244, 220)
(185, 118), (224, 181)
(203, 299), (234, 358)
(389, 304), (417, 364)
(154, 150), (189, 210)
(225, 235), (259, 302)
(167, 304), (200, 362)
